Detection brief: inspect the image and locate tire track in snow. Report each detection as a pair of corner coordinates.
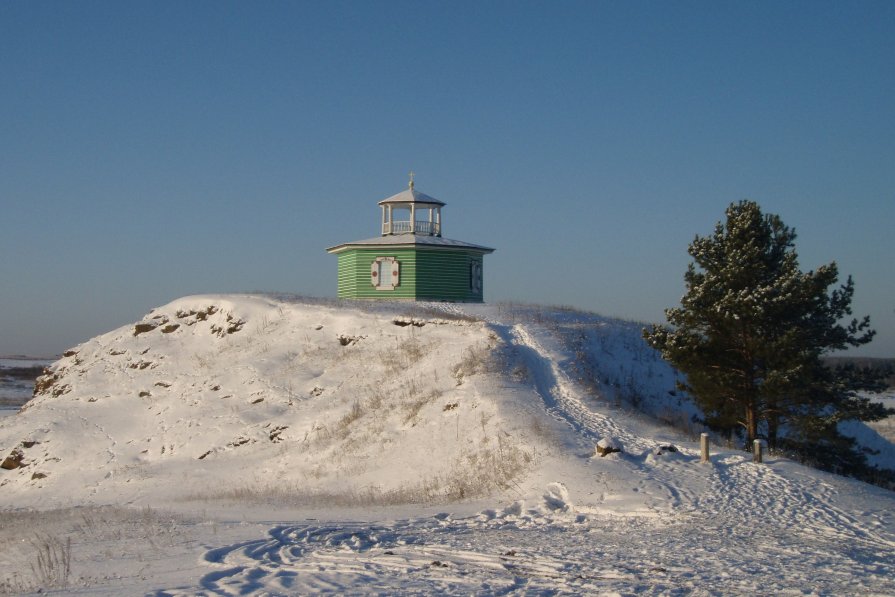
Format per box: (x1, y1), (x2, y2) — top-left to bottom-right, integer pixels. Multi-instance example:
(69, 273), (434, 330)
(157, 503), (895, 596)
(159, 511), (678, 596)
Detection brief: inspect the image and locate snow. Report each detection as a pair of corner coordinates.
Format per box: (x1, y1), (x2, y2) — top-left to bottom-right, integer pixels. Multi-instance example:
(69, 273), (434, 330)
(841, 391), (895, 468)
(1, 294), (894, 594)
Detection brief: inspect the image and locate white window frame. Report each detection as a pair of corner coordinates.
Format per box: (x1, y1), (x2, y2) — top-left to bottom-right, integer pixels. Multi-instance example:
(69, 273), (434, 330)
(371, 257), (400, 291)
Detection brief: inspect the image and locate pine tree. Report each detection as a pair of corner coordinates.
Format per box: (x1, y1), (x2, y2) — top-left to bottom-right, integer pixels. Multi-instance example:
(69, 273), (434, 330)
(644, 200), (891, 468)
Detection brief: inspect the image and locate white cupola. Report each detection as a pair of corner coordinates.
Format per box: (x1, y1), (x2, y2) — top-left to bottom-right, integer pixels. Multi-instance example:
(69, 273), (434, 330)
(378, 172), (444, 237)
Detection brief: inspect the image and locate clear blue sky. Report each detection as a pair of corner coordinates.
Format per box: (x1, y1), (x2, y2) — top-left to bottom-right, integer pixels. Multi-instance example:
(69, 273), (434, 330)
(2, 1), (893, 357)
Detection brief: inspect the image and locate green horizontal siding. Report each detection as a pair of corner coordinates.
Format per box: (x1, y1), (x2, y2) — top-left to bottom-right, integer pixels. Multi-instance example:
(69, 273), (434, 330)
(335, 246), (486, 302)
(416, 250), (482, 302)
(337, 249), (418, 299)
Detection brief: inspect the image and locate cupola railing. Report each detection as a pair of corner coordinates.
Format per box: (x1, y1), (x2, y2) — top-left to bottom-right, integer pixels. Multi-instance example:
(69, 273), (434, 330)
(383, 219), (441, 236)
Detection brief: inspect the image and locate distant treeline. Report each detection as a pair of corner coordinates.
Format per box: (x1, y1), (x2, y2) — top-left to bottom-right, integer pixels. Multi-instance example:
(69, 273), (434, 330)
(0, 365), (45, 381)
(823, 357), (895, 389)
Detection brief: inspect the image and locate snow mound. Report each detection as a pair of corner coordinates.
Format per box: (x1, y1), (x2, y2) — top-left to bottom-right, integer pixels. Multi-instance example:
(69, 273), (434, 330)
(543, 481), (572, 512)
(0, 295), (541, 506)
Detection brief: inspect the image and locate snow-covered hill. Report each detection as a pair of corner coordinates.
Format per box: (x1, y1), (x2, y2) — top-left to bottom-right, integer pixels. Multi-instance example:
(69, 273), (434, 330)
(0, 295), (546, 506)
(1, 295), (894, 594)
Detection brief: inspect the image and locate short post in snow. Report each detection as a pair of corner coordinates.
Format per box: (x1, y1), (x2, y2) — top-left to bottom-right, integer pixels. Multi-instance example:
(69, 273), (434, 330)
(753, 439), (763, 464)
(700, 433), (710, 463)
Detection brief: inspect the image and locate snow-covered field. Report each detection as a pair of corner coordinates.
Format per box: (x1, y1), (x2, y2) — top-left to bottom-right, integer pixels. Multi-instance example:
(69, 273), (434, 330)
(867, 392), (895, 442)
(1, 295), (894, 594)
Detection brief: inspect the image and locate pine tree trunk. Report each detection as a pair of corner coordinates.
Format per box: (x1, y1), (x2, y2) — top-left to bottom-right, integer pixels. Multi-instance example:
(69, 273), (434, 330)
(768, 412), (779, 451)
(745, 403), (758, 449)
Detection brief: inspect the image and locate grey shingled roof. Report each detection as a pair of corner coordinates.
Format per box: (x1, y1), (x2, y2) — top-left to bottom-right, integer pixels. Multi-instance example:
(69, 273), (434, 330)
(326, 234), (494, 254)
(377, 188), (446, 206)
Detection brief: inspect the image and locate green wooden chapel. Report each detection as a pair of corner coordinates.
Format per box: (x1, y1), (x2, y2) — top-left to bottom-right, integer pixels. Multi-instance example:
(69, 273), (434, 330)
(326, 176), (495, 302)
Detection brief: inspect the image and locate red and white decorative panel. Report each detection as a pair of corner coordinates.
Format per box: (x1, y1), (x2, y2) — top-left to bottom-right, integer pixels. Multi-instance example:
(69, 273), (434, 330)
(371, 257), (400, 290)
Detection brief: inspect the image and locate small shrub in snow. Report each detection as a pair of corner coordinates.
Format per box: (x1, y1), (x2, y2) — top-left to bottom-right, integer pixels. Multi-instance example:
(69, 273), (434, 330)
(452, 343), (493, 385)
(653, 444), (678, 456)
(29, 534), (71, 590)
(0, 506), (185, 593)
(402, 389), (441, 426)
(338, 401), (364, 430)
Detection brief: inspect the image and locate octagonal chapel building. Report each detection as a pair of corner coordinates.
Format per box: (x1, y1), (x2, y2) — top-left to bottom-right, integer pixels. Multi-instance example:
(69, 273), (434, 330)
(325, 178), (495, 302)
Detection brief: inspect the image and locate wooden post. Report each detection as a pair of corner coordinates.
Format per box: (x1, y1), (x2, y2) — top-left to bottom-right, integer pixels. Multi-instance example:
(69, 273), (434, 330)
(753, 439), (763, 464)
(700, 433), (710, 463)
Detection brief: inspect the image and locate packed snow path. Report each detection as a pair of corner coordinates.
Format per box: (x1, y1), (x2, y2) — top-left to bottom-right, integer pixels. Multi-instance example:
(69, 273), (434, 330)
(494, 317), (895, 551)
